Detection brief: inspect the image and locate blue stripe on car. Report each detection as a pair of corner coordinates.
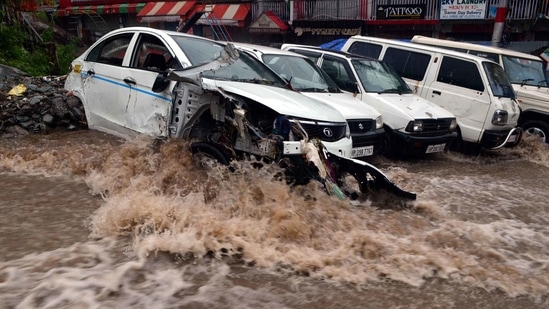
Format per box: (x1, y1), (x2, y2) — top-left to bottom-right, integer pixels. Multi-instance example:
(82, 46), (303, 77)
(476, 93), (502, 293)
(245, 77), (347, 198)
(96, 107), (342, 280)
(81, 73), (172, 103)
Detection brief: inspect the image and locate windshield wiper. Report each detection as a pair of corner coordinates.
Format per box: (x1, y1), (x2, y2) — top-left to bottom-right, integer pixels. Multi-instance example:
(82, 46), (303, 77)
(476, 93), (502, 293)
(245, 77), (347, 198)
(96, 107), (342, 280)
(300, 87), (329, 93)
(521, 78), (534, 86)
(234, 78), (274, 85)
(378, 88), (410, 95)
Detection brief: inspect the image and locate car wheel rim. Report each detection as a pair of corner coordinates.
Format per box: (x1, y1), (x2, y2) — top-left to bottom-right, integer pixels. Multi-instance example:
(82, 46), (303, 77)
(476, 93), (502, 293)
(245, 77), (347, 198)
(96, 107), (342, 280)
(525, 127), (546, 143)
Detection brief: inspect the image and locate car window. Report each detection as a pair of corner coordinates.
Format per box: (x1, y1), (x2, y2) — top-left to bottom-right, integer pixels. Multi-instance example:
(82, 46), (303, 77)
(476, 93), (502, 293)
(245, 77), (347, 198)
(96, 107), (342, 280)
(437, 56), (484, 92)
(483, 61), (515, 98)
(131, 33), (180, 71)
(347, 42), (383, 59)
(352, 59), (412, 94)
(321, 56), (357, 92)
(383, 48), (431, 82)
(85, 33), (133, 66)
(262, 54), (338, 92)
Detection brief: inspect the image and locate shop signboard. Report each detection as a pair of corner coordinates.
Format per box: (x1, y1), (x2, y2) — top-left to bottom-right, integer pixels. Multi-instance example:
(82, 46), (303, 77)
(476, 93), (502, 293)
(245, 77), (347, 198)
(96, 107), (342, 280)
(439, 0), (488, 20)
(376, 4), (426, 20)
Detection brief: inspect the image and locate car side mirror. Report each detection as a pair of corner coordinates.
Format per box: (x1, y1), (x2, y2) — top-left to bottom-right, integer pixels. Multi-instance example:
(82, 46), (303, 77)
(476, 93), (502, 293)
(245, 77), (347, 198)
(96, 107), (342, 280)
(348, 81), (359, 93)
(152, 72), (170, 93)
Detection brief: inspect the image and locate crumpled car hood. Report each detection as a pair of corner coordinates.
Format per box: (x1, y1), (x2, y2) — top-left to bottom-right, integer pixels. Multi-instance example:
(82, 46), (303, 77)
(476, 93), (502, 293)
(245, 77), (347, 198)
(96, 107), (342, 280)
(202, 79), (348, 123)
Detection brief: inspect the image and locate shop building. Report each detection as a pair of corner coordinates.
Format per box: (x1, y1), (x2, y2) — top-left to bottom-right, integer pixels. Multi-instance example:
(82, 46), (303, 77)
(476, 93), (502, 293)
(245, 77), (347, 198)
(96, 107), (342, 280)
(25, 0), (549, 52)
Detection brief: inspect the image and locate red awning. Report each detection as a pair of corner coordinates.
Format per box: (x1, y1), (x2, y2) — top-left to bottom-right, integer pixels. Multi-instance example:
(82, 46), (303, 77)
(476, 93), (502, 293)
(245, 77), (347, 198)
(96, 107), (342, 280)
(137, 1), (196, 23)
(110, 3), (146, 14)
(197, 4), (250, 27)
(249, 11), (288, 34)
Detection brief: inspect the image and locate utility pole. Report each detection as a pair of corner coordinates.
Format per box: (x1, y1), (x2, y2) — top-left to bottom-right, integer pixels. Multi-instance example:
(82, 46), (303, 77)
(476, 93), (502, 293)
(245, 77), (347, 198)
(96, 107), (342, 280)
(491, 0), (508, 47)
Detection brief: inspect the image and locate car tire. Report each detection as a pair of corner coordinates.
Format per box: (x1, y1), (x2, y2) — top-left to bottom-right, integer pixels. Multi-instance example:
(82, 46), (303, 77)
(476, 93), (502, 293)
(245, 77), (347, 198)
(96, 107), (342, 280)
(381, 128), (396, 158)
(522, 120), (549, 143)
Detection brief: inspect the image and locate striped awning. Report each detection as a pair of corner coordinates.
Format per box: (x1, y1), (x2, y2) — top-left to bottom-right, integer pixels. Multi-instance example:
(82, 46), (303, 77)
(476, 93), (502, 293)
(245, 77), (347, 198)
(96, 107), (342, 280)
(137, 1), (196, 23)
(197, 4), (250, 27)
(110, 3), (145, 14)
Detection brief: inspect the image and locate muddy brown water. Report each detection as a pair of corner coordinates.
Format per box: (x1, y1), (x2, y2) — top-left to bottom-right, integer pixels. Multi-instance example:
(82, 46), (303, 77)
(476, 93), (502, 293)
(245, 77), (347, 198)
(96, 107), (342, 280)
(0, 130), (548, 308)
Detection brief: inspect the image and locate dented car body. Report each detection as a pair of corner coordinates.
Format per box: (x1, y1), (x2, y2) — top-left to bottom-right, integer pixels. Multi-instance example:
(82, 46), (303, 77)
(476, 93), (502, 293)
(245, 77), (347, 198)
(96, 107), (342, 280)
(65, 27), (416, 201)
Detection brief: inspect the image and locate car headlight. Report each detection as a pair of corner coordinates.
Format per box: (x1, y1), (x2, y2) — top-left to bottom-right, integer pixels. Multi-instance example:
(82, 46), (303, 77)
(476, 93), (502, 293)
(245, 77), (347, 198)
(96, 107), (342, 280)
(375, 115), (383, 129)
(492, 110), (508, 125)
(405, 120), (423, 132)
(449, 119), (457, 131)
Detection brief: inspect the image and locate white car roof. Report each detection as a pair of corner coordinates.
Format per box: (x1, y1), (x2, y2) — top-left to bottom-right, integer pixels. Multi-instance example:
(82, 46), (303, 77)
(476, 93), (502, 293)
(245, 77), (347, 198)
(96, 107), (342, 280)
(411, 35), (543, 62)
(343, 35), (501, 65)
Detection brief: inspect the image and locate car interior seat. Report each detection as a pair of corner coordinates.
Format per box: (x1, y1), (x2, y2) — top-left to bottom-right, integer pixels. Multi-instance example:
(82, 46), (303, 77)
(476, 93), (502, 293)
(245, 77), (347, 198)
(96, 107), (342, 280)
(143, 53), (167, 71)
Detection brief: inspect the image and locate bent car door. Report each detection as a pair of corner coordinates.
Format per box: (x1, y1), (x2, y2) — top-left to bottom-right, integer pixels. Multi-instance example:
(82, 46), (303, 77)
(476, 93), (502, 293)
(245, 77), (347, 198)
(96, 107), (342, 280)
(81, 33), (134, 129)
(117, 32), (178, 137)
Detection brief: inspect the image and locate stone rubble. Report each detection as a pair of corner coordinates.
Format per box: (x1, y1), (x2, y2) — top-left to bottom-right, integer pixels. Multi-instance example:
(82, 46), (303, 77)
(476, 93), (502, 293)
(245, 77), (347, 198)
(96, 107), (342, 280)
(0, 74), (87, 138)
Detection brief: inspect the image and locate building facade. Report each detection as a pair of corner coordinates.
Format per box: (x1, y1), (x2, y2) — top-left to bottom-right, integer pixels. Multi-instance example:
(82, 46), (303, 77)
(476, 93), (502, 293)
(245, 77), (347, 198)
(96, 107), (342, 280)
(33, 0), (549, 52)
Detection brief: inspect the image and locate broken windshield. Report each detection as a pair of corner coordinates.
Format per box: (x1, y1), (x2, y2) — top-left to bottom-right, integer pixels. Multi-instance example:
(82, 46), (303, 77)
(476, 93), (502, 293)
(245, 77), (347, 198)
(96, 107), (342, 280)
(352, 59), (412, 94)
(201, 51), (287, 87)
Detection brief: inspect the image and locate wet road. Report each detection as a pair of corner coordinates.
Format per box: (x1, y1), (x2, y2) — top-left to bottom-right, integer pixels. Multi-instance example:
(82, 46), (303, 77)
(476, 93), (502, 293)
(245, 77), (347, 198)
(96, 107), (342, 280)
(0, 130), (548, 308)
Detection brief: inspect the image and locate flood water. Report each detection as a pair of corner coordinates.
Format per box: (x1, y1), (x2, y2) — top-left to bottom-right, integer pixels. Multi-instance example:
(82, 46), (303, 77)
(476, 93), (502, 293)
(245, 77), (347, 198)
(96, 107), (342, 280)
(0, 130), (548, 308)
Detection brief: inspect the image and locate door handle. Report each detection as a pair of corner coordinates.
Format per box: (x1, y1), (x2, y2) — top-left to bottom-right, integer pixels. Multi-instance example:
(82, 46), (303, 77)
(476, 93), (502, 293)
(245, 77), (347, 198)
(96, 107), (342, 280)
(432, 90), (441, 96)
(124, 77), (136, 85)
(87, 69), (95, 76)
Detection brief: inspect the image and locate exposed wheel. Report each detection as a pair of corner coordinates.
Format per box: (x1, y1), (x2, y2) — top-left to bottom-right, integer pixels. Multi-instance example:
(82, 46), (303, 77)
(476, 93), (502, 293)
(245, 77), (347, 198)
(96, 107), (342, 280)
(522, 120), (549, 143)
(190, 142), (231, 166)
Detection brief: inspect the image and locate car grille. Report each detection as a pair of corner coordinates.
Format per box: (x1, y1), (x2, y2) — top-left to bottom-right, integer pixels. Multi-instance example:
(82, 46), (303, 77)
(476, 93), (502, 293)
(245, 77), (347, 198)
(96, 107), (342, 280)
(419, 118), (454, 136)
(295, 120), (347, 142)
(348, 119), (374, 133)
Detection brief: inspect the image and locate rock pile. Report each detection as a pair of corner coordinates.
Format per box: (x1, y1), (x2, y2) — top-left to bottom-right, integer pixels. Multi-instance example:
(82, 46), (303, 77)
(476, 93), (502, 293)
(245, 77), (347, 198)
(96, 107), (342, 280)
(0, 74), (87, 138)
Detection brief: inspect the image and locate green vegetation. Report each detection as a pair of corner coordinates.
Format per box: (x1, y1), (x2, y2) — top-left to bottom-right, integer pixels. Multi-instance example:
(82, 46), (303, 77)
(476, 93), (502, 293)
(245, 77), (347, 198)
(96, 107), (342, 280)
(0, 8), (79, 76)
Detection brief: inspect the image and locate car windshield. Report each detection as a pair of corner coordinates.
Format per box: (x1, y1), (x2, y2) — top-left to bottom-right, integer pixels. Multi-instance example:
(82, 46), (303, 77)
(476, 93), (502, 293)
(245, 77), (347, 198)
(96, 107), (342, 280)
(502, 55), (547, 87)
(483, 61), (516, 98)
(351, 59), (412, 94)
(262, 54), (340, 93)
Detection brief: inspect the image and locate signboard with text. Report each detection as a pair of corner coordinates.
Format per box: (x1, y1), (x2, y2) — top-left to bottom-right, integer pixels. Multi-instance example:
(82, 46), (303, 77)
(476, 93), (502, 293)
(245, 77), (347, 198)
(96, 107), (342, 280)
(376, 4), (426, 20)
(440, 0), (488, 20)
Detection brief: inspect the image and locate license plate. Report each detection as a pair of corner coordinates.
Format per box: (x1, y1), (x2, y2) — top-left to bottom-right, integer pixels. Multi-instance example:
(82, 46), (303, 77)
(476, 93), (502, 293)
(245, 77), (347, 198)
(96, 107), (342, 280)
(426, 143), (446, 153)
(351, 146), (374, 157)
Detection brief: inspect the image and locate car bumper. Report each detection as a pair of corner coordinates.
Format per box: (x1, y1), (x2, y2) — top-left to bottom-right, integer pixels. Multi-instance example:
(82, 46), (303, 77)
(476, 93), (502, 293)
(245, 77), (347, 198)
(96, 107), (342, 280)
(391, 130), (458, 155)
(481, 127), (523, 149)
(351, 128), (386, 157)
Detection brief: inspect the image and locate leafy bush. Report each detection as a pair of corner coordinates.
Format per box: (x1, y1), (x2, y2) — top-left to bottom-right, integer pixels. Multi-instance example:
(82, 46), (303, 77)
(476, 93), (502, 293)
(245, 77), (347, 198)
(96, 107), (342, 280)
(0, 11), (79, 76)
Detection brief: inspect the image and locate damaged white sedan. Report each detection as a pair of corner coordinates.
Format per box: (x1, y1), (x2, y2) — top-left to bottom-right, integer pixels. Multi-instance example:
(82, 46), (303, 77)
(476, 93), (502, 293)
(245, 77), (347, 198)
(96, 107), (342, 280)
(64, 27), (415, 201)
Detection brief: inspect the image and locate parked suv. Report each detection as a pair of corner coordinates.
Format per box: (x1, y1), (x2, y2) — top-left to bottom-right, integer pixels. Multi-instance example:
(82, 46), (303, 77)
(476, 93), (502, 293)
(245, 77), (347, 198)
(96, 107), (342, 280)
(411, 35), (549, 143)
(233, 43), (385, 158)
(281, 44), (458, 157)
(341, 35), (522, 151)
